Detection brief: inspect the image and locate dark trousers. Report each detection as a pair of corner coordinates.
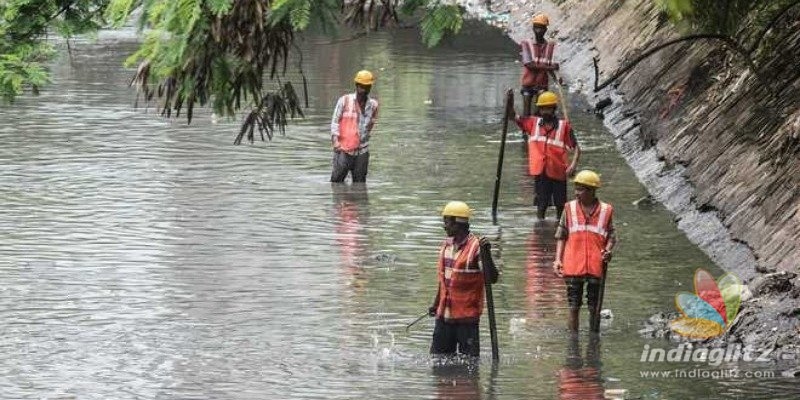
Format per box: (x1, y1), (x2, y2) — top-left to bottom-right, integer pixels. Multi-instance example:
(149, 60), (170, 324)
(534, 174), (567, 211)
(565, 276), (601, 310)
(331, 151), (370, 183)
(430, 318), (480, 357)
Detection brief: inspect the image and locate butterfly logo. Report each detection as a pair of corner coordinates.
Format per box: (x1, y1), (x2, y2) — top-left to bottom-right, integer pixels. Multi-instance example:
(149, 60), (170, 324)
(670, 269), (743, 339)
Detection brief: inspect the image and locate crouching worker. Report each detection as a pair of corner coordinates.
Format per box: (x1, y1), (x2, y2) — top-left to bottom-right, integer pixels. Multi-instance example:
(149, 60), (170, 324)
(429, 201), (499, 358)
(553, 171), (616, 333)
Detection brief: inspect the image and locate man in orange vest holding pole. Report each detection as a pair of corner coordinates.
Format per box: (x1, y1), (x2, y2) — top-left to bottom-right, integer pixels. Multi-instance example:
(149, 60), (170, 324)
(429, 201), (498, 358)
(520, 13), (559, 116)
(552, 170), (616, 333)
(513, 91), (581, 221)
(330, 70), (379, 183)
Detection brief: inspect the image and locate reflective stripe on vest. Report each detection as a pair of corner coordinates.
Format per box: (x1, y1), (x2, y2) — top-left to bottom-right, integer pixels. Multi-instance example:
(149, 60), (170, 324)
(436, 234), (485, 320)
(521, 41), (555, 66)
(568, 201), (611, 237)
(531, 119), (568, 149)
(562, 200), (613, 278)
(338, 94), (360, 152)
(532, 42), (555, 66)
(527, 117), (569, 179)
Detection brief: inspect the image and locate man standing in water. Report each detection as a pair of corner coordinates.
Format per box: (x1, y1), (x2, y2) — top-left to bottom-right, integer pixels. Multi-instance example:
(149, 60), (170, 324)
(553, 170), (616, 333)
(330, 70), (379, 183)
(429, 201), (499, 358)
(513, 91), (580, 221)
(520, 13), (559, 116)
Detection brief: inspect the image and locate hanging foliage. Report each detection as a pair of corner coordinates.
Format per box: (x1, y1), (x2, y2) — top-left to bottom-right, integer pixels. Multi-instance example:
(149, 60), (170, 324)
(3, 0), (467, 143)
(0, 0), (109, 101)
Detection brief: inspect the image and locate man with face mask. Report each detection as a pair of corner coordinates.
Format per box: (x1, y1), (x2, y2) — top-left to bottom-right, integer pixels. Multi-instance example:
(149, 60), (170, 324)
(520, 13), (559, 117)
(330, 70), (379, 183)
(429, 201), (499, 358)
(553, 170), (616, 333)
(511, 91), (581, 221)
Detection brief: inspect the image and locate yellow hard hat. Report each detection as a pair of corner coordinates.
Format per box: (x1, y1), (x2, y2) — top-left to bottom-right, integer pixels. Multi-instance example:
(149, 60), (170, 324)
(573, 170), (602, 188)
(536, 91), (558, 107)
(531, 13), (550, 26)
(441, 201), (473, 219)
(354, 70), (375, 85)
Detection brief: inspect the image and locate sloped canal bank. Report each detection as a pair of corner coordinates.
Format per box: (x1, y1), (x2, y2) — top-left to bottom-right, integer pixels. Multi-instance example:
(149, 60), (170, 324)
(466, 0), (800, 375)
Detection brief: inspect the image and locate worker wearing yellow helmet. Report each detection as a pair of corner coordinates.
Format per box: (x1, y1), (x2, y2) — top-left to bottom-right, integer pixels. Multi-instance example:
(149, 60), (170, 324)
(429, 201), (498, 358)
(330, 70), (380, 183)
(519, 12), (560, 116)
(508, 90), (581, 221)
(553, 170), (616, 333)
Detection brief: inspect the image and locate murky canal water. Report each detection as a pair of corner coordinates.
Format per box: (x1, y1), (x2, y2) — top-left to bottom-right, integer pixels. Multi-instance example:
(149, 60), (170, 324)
(1, 24), (797, 399)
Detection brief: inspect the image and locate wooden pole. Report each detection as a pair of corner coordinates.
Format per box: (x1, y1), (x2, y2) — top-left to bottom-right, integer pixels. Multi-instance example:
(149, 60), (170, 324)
(480, 241), (499, 362)
(405, 312), (429, 332)
(491, 90), (514, 224)
(549, 71), (570, 122)
(592, 262), (608, 332)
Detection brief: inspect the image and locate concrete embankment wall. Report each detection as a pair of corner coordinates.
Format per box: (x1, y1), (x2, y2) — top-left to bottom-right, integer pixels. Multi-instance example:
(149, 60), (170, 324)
(478, 0), (799, 279)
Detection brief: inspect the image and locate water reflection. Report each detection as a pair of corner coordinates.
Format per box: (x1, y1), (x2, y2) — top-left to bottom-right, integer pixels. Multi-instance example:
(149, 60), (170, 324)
(525, 224), (565, 322)
(558, 335), (604, 400)
(332, 183), (370, 291)
(432, 363), (483, 400)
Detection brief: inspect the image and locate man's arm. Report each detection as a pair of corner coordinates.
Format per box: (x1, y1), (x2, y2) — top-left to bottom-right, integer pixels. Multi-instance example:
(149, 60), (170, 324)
(366, 100), (378, 134)
(553, 213), (568, 276)
(330, 96), (345, 149)
(567, 129), (580, 176)
(602, 217), (617, 263)
(525, 61), (560, 71)
(429, 287), (440, 316)
(554, 239), (565, 277)
(514, 113), (533, 137)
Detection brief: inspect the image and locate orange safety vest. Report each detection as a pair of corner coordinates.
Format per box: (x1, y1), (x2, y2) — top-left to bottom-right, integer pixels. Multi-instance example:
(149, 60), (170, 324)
(527, 117), (571, 180)
(338, 94), (361, 152)
(563, 200), (613, 278)
(436, 234), (485, 321)
(521, 41), (555, 88)
(339, 93), (377, 152)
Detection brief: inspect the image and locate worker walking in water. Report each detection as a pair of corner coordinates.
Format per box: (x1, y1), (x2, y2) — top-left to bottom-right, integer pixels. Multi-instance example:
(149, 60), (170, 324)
(520, 13), (559, 116)
(330, 70), (379, 183)
(552, 170), (616, 333)
(511, 91), (580, 221)
(429, 201), (499, 358)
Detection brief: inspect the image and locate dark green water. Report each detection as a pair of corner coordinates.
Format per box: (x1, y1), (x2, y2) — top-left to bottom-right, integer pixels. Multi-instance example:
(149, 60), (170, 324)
(0, 24), (796, 399)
